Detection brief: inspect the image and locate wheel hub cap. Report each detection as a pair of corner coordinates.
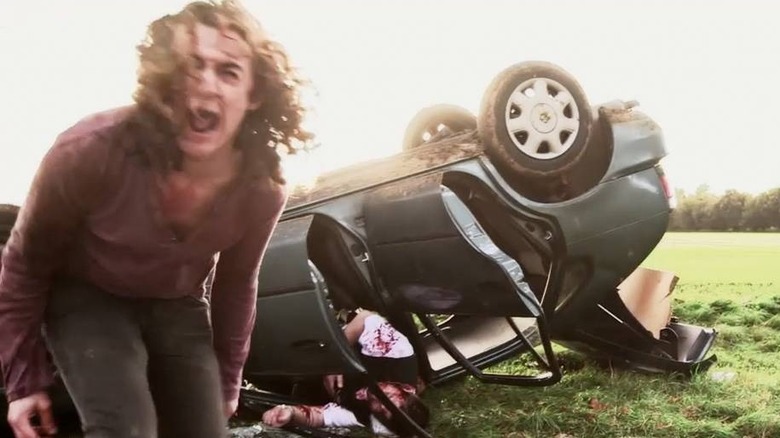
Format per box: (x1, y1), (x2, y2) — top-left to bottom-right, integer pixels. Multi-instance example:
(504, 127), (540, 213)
(504, 77), (580, 160)
(531, 103), (557, 134)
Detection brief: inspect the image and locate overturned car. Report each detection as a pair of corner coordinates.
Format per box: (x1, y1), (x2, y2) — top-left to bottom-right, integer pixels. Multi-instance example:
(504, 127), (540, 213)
(0, 61), (715, 437)
(240, 60), (717, 434)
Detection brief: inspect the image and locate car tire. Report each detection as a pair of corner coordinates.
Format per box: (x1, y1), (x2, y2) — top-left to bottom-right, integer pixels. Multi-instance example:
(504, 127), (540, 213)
(402, 104), (477, 151)
(478, 61), (593, 179)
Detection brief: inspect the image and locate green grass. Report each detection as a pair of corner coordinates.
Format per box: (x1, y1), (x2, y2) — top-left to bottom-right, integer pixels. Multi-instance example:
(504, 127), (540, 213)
(642, 232), (780, 297)
(425, 233), (780, 438)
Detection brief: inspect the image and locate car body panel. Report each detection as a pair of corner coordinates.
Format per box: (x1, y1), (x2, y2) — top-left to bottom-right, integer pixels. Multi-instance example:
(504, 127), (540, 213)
(248, 216), (366, 377)
(284, 134), (483, 213)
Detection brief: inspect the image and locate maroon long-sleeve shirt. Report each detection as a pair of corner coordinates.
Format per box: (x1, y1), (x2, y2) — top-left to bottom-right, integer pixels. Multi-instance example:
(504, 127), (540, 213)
(0, 106), (286, 403)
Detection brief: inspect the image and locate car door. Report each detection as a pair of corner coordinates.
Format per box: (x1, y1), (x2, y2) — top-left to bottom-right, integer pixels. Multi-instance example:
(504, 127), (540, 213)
(244, 215), (365, 379)
(362, 173), (561, 386)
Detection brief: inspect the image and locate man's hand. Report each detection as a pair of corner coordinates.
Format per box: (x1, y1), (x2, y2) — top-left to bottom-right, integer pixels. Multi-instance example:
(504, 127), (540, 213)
(223, 398), (239, 418)
(7, 391), (57, 438)
(322, 374), (343, 398)
(261, 405), (293, 428)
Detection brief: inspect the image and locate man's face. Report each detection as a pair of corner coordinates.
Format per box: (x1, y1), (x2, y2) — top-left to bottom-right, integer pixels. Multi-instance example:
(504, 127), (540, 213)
(178, 23), (257, 160)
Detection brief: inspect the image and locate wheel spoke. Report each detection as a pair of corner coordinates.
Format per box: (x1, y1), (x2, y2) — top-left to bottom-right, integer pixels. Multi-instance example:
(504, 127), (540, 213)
(509, 90), (531, 108)
(525, 132), (545, 154)
(559, 117), (580, 132)
(506, 114), (532, 133)
(533, 79), (549, 98)
(547, 135), (566, 154)
(554, 90), (573, 106)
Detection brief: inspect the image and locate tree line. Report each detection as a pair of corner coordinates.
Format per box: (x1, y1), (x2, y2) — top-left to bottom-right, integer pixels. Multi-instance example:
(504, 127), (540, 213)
(669, 186), (780, 231)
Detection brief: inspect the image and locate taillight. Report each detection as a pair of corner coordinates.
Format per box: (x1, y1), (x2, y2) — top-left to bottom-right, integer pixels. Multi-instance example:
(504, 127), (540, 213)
(656, 166), (677, 210)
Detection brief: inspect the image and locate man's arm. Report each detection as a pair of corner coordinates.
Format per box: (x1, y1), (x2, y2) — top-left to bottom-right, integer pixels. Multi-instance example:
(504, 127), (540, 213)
(262, 404), (325, 429)
(342, 310), (375, 345)
(322, 310), (375, 397)
(262, 403), (364, 429)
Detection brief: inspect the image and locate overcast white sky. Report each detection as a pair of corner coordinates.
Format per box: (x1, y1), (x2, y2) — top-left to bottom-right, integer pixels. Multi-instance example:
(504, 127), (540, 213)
(1, 0), (778, 205)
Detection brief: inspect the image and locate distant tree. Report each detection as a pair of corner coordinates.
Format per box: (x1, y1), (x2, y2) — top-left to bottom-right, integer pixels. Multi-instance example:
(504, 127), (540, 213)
(670, 185), (780, 231)
(668, 209), (688, 231)
(694, 184), (711, 196)
(669, 189), (691, 230)
(687, 186), (717, 230)
(762, 188), (780, 230)
(767, 187), (780, 230)
(710, 190), (749, 230)
(742, 188), (780, 231)
(744, 195), (769, 230)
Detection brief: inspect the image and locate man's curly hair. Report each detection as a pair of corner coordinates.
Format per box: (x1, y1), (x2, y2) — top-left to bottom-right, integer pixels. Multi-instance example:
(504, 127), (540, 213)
(124, 0), (310, 184)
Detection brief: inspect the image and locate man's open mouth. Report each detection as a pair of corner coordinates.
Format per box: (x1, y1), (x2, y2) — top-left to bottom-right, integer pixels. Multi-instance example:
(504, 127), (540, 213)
(187, 108), (220, 134)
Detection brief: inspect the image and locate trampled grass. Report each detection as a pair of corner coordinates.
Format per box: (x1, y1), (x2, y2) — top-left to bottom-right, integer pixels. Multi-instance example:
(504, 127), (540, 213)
(424, 232), (780, 438)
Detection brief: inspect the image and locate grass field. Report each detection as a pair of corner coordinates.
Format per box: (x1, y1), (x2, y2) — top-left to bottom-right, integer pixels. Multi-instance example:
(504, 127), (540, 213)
(424, 232), (780, 438)
(643, 232), (780, 295)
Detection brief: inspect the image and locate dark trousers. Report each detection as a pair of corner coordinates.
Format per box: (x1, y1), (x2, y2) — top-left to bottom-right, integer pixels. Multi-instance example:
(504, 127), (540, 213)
(44, 280), (226, 438)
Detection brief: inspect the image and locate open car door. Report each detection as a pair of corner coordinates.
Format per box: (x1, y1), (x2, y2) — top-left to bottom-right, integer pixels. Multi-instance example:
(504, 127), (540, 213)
(363, 173), (562, 387)
(243, 215), (431, 437)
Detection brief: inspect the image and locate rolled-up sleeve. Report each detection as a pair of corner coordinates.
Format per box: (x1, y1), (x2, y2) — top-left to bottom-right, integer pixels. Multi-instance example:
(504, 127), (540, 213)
(210, 184), (286, 402)
(0, 133), (107, 401)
